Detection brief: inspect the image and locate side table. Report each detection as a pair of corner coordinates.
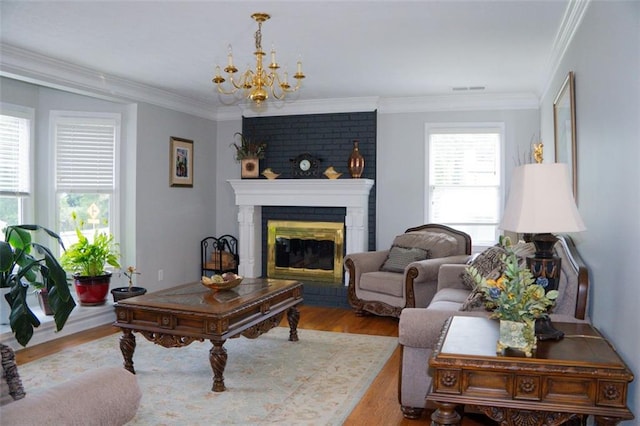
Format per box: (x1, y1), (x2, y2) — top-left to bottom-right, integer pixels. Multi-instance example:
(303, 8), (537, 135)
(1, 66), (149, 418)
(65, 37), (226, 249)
(427, 316), (634, 426)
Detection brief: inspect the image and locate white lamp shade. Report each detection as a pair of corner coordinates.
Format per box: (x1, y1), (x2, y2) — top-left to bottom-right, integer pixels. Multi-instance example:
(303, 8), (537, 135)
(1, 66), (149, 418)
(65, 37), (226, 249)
(500, 163), (586, 233)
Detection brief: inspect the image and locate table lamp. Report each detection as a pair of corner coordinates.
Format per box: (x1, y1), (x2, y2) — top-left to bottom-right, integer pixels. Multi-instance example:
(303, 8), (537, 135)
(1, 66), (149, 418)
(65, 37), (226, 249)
(500, 161), (585, 340)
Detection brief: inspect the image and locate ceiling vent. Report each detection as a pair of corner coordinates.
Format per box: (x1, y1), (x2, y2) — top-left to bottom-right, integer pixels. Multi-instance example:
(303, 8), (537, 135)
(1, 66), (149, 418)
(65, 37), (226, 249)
(452, 86), (486, 91)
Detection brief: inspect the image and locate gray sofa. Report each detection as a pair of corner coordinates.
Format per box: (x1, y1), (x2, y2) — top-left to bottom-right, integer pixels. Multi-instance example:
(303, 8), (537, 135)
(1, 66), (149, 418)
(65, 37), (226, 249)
(397, 235), (590, 419)
(1, 342), (141, 425)
(345, 224), (472, 318)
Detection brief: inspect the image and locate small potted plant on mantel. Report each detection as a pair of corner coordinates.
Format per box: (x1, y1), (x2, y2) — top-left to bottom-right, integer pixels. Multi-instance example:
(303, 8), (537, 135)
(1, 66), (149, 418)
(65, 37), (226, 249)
(0, 224), (76, 346)
(231, 132), (266, 178)
(60, 214), (121, 306)
(111, 266), (146, 302)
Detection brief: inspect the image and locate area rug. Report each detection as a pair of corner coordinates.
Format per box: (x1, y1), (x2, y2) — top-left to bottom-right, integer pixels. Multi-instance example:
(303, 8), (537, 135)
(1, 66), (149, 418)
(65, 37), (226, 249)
(16, 327), (397, 425)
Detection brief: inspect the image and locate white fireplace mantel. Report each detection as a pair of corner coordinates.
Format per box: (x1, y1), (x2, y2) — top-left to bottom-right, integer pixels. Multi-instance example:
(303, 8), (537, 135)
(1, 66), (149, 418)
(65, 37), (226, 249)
(228, 179), (374, 278)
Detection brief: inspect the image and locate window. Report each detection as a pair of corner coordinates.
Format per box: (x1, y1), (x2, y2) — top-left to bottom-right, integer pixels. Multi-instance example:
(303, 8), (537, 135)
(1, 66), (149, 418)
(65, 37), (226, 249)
(426, 124), (504, 248)
(0, 104), (34, 229)
(52, 112), (120, 249)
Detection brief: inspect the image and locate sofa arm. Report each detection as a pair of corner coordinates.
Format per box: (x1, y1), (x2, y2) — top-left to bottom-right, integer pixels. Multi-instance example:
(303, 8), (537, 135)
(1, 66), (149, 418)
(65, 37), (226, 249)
(436, 264), (471, 292)
(345, 250), (389, 273)
(406, 254), (470, 283)
(399, 308), (488, 349)
(1, 367), (141, 425)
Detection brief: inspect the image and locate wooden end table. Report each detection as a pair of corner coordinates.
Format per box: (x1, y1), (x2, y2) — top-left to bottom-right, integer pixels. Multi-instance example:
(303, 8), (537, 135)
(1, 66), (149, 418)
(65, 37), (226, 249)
(113, 278), (303, 392)
(428, 316), (634, 426)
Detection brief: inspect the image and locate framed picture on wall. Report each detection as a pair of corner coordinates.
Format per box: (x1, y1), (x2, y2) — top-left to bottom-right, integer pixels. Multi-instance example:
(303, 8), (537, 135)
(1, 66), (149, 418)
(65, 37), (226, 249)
(169, 136), (193, 187)
(553, 71), (577, 200)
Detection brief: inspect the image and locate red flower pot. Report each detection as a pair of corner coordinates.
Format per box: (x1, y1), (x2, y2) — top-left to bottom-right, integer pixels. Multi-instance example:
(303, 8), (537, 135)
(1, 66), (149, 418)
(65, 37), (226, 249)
(73, 273), (112, 306)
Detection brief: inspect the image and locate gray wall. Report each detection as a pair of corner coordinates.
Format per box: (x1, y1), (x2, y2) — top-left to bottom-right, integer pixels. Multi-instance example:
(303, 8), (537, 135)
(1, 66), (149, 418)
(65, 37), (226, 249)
(135, 102), (217, 291)
(215, 118), (242, 235)
(539, 2), (639, 419)
(376, 109), (539, 248)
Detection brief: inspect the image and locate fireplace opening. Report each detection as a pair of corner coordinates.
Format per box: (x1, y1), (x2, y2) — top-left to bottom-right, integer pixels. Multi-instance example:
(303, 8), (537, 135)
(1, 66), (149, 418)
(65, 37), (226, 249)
(267, 220), (344, 283)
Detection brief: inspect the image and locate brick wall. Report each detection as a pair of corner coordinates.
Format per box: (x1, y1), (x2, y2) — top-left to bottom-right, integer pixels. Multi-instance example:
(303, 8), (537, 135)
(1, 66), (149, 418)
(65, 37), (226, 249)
(242, 111), (377, 279)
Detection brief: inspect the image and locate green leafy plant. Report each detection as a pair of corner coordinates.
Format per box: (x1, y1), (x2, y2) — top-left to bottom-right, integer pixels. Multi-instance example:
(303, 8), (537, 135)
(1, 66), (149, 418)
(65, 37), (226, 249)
(0, 225), (76, 346)
(60, 215), (121, 277)
(466, 237), (558, 322)
(230, 132), (266, 161)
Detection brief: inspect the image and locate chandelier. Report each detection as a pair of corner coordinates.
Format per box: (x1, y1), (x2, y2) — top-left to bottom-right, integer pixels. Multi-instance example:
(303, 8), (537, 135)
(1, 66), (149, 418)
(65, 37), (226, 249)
(212, 13), (305, 105)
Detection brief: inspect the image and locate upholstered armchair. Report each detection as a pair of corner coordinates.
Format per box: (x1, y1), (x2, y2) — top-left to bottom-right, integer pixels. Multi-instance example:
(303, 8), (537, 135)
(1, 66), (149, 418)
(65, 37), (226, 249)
(344, 224), (472, 318)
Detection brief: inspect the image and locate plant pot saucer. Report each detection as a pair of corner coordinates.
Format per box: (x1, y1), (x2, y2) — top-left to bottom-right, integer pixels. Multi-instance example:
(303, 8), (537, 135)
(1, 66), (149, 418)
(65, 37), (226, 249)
(111, 286), (147, 302)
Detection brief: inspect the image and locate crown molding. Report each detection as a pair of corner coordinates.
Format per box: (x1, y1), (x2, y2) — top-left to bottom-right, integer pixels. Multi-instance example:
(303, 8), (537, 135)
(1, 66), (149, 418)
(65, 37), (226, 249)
(0, 44), (217, 120)
(218, 92), (539, 120)
(378, 92), (539, 113)
(234, 97), (380, 119)
(1, 44), (541, 122)
(539, 0), (591, 100)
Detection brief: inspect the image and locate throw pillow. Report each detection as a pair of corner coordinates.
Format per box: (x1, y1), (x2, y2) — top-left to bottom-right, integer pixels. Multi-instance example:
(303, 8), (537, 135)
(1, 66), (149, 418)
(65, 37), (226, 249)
(459, 241), (537, 312)
(460, 245), (507, 290)
(380, 245), (430, 273)
(460, 287), (487, 312)
(392, 231), (459, 259)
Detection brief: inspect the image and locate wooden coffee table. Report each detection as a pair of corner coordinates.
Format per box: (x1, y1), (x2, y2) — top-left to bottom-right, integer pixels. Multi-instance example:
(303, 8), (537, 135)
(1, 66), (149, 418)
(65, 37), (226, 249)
(113, 278), (303, 392)
(428, 316), (634, 426)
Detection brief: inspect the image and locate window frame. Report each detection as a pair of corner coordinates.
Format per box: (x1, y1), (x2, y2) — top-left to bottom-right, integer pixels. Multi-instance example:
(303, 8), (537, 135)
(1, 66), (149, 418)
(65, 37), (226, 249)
(425, 122), (505, 250)
(0, 102), (35, 226)
(50, 110), (121, 252)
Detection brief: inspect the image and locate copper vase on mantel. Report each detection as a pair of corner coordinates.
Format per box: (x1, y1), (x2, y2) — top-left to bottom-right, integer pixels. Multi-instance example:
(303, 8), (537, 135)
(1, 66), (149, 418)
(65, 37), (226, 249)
(348, 140), (365, 178)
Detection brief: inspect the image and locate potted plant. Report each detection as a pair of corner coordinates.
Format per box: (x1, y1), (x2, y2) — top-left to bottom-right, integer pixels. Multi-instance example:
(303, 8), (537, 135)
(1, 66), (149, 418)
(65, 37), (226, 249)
(60, 216), (120, 306)
(110, 266), (146, 302)
(0, 224), (76, 346)
(466, 236), (559, 357)
(32, 282), (54, 316)
(231, 132), (266, 178)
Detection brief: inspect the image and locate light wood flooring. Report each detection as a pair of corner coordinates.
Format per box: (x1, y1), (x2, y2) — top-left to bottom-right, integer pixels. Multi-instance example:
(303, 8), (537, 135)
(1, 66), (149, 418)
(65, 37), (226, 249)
(15, 305), (494, 425)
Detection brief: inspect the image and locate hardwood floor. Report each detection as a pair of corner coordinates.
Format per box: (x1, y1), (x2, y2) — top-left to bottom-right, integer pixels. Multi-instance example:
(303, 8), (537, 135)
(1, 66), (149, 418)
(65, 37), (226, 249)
(14, 305), (494, 425)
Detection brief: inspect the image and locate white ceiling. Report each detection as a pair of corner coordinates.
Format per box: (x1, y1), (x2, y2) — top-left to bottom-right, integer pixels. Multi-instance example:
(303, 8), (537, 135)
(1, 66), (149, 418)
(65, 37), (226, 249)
(0, 1), (571, 114)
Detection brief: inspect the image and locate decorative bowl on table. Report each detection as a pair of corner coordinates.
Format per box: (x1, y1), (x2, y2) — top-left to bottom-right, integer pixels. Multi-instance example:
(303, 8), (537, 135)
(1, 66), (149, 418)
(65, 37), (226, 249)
(201, 274), (243, 291)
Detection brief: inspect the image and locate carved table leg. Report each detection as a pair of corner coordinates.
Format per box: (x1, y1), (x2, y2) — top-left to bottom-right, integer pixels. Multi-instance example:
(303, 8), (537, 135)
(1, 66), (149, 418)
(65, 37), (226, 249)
(431, 402), (461, 426)
(210, 339), (228, 392)
(287, 306), (300, 342)
(120, 329), (136, 374)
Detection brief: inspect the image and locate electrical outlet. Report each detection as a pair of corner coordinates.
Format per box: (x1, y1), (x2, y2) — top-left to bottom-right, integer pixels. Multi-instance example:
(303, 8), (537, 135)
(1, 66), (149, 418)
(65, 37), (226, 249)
(158, 269), (164, 281)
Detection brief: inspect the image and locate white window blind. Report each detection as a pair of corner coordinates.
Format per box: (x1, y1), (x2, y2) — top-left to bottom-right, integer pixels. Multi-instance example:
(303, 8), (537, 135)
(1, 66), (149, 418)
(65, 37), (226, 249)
(427, 125), (503, 247)
(55, 120), (116, 192)
(0, 114), (30, 195)
(53, 113), (119, 249)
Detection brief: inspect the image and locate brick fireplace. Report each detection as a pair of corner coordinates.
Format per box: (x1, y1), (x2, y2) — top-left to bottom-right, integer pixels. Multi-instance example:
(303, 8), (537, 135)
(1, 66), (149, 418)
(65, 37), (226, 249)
(228, 179), (374, 283)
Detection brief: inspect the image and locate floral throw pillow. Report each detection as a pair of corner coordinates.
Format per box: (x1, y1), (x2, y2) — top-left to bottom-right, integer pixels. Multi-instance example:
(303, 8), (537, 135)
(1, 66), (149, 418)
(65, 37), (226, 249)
(459, 241), (537, 312)
(460, 245), (507, 290)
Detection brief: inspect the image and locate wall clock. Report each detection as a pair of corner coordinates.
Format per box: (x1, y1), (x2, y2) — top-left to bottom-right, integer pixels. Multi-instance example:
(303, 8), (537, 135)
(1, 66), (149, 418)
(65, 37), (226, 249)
(290, 153), (321, 178)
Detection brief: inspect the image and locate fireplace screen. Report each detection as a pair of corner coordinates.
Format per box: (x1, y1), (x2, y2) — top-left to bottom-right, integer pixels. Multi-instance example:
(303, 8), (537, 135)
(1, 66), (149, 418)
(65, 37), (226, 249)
(267, 220), (344, 282)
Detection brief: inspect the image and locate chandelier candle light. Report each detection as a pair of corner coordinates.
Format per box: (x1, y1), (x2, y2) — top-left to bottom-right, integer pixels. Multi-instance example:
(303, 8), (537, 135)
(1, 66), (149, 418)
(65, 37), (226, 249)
(212, 13), (305, 105)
